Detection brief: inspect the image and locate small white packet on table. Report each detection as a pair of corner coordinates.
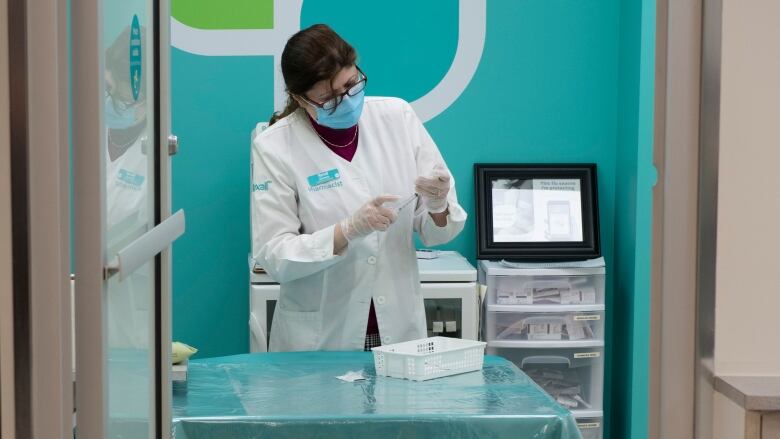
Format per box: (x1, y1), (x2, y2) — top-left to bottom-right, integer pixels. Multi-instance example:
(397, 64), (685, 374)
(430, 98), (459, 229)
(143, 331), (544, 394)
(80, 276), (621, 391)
(336, 370), (367, 382)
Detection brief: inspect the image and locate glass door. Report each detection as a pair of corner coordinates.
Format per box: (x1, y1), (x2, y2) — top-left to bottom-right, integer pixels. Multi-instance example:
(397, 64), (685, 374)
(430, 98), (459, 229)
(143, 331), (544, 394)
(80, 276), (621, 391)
(104, 4), (157, 437)
(73, 0), (177, 437)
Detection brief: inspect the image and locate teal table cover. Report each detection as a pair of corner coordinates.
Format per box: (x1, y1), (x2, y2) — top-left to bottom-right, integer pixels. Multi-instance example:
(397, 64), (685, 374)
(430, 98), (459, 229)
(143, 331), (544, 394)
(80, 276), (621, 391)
(172, 352), (582, 439)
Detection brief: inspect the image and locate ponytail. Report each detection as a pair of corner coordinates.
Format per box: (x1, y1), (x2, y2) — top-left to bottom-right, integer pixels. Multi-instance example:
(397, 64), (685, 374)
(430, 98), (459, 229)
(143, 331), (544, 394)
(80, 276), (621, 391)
(269, 95), (300, 126)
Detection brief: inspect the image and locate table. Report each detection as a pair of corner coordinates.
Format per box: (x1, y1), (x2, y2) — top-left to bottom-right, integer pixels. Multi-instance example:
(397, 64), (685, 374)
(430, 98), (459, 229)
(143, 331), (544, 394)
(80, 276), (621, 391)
(172, 352), (582, 439)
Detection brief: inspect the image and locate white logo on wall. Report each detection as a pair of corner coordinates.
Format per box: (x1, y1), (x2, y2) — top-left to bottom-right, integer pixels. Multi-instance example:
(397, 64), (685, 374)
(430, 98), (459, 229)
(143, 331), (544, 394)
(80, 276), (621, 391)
(170, 0), (486, 122)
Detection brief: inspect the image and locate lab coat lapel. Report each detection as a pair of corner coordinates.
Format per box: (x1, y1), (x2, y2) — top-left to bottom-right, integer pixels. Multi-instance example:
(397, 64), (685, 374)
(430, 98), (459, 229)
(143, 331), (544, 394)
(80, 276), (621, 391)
(297, 117), (371, 227)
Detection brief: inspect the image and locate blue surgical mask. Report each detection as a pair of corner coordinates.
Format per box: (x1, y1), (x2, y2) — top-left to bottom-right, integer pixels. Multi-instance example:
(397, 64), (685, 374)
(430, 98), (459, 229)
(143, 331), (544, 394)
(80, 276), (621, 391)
(105, 95), (138, 130)
(314, 88), (365, 129)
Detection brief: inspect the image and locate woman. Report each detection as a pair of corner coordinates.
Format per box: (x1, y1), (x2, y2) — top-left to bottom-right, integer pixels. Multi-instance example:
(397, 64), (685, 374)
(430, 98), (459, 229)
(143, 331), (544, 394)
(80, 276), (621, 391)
(251, 24), (466, 352)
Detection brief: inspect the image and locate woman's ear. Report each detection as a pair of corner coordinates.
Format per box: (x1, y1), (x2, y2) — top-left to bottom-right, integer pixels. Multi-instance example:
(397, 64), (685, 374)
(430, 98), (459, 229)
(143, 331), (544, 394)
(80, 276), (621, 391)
(294, 95), (318, 120)
(292, 94), (306, 108)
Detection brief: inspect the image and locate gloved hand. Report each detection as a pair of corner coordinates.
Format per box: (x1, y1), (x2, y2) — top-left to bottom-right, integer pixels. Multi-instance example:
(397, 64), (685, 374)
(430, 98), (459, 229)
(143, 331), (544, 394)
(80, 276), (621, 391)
(340, 195), (401, 241)
(415, 164), (451, 214)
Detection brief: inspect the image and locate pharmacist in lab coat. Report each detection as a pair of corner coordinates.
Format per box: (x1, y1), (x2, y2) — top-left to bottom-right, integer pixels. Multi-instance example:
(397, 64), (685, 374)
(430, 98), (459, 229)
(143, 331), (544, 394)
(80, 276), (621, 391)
(105, 26), (153, 349)
(252, 24), (466, 352)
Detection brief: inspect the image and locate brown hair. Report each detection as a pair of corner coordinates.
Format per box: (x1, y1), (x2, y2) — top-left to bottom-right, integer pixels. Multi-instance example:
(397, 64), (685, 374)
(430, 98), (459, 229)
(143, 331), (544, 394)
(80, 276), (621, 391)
(269, 24), (357, 125)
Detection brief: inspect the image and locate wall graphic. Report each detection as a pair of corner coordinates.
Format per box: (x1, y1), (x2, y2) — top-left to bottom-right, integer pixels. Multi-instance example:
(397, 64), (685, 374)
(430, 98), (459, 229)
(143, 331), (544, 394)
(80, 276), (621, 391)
(171, 0), (485, 121)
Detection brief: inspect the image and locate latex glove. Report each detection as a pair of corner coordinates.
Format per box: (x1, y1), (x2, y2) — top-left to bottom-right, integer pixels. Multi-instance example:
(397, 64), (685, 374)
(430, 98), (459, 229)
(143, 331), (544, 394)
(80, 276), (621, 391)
(340, 195), (400, 241)
(415, 164), (450, 214)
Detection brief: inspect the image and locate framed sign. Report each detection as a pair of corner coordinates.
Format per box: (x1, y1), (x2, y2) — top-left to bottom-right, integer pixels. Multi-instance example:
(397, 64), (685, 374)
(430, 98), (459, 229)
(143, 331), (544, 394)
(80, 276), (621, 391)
(475, 164), (600, 261)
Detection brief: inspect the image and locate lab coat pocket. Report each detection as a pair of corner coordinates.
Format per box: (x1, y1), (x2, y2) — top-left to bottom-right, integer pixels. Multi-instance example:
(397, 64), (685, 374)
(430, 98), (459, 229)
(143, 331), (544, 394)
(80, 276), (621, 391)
(271, 307), (322, 351)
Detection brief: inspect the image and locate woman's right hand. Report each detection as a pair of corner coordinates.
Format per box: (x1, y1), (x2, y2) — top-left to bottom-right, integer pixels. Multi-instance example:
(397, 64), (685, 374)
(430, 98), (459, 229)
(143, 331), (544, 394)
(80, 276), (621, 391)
(339, 195), (401, 241)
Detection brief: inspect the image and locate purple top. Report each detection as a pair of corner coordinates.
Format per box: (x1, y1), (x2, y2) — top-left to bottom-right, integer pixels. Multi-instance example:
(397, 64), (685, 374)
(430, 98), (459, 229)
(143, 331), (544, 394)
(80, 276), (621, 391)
(307, 113), (359, 162)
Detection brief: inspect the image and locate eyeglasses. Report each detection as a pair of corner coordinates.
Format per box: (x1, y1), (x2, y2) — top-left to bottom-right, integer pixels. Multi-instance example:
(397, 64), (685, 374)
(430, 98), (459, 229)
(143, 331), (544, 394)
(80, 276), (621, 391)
(301, 67), (367, 111)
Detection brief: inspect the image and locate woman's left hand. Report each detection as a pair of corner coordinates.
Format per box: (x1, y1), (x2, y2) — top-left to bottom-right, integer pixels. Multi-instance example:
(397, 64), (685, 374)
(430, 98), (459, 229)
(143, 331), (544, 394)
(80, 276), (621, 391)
(415, 164), (450, 214)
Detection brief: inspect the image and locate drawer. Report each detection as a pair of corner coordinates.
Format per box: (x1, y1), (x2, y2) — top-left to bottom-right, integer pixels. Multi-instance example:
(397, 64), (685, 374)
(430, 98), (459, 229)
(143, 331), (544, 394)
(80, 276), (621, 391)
(485, 273), (605, 307)
(485, 310), (604, 345)
(491, 346), (604, 412)
(576, 416), (603, 439)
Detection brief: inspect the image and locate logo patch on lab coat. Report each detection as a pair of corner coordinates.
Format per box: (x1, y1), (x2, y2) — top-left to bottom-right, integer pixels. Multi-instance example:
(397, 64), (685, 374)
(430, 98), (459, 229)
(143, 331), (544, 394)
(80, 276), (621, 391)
(252, 180), (272, 192)
(307, 168), (343, 192)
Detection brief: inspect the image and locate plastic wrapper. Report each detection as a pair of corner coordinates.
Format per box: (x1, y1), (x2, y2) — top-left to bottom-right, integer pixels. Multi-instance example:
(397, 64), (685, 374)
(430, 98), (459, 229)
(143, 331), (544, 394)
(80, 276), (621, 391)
(526, 367), (592, 410)
(171, 352), (582, 439)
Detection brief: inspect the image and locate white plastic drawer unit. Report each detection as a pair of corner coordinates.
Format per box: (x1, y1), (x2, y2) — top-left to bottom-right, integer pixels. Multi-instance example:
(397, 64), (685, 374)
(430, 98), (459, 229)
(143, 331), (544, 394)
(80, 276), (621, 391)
(576, 417), (603, 439)
(491, 346), (604, 416)
(485, 310), (605, 346)
(478, 261), (606, 308)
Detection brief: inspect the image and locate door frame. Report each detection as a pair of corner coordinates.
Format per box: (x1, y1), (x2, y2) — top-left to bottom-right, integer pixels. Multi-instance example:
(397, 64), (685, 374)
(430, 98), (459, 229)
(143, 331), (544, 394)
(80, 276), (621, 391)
(4, 0), (73, 437)
(158, 0), (173, 434)
(1, 0), (15, 435)
(650, 0), (703, 437)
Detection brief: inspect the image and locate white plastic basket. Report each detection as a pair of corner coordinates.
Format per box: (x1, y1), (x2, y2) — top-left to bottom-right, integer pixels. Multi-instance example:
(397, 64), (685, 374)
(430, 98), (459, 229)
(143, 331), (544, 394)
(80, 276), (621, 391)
(371, 336), (487, 381)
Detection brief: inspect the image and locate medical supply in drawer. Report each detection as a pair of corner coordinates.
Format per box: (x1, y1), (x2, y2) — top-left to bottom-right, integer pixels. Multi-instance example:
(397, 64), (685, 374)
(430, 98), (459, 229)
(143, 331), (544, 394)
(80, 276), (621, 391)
(485, 310), (604, 343)
(526, 367), (589, 409)
(492, 346), (604, 413)
(495, 279), (597, 305)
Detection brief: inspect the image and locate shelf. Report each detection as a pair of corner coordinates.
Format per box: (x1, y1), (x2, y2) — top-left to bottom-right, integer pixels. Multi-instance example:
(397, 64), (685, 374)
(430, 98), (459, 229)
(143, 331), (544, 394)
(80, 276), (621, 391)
(487, 304), (605, 313)
(479, 260), (606, 277)
(487, 339), (605, 349)
(571, 409), (604, 419)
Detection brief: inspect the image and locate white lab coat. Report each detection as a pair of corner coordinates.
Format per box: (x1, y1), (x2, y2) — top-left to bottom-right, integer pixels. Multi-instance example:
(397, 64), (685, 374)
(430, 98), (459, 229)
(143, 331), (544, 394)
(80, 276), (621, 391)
(251, 97), (466, 352)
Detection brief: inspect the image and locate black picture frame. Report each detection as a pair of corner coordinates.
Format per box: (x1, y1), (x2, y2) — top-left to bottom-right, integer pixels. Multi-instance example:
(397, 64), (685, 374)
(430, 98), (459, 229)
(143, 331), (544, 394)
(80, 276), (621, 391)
(474, 164), (601, 261)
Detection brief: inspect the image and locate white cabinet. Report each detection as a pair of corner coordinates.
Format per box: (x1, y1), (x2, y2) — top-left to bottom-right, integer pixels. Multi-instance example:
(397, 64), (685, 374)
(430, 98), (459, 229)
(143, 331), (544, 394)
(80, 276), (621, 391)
(479, 260), (606, 438)
(249, 251), (478, 352)
(248, 284), (279, 353)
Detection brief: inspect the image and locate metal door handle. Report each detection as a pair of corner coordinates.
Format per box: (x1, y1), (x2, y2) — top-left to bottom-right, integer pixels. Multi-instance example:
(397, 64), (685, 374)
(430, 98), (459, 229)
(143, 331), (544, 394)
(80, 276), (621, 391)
(168, 134), (179, 156)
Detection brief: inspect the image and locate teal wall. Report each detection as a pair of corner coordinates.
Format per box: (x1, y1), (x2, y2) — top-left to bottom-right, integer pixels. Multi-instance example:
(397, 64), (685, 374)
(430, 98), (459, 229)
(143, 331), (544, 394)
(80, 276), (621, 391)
(613, 0), (656, 437)
(171, 1), (655, 437)
(171, 53), (274, 357)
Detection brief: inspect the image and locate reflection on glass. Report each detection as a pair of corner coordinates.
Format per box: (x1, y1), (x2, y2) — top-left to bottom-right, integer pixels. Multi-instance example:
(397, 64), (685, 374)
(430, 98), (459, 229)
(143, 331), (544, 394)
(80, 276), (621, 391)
(491, 179), (535, 238)
(103, 7), (155, 438)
